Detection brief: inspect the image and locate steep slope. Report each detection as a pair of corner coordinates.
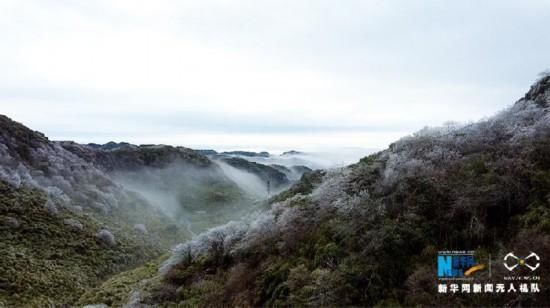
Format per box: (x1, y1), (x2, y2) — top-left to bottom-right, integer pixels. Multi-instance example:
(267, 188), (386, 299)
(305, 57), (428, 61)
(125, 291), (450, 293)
(0, 115), (144, 215)
(118, 76), (550, 307)
(0, 181), (165, 306)
(220, 157), (290, 191)
(270, 164), (313, 182)
(61, 141), (259, 234)
(199, 150), (314, 183)
(0, 116), (189, 306)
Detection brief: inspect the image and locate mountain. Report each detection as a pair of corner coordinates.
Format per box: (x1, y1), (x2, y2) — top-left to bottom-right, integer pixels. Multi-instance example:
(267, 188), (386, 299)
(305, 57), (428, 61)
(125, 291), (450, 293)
(87, 141), (134, 151)
(194, 149), (219, 156)
(269, 164), (312, 182)
(281, 150), (303, 156)
(197, 150), (314, 192)
(101, 76), (550, 306)
(198, 150), (272, 158)
(0, 115), (316, 305)
(3, 76), (549, 306)
(220, 157), (290, 191)
(0, 115), (190, 306)
(63, 142), (283, 236)
(61, 142), (211, 172)
(221, 150), (270, 157)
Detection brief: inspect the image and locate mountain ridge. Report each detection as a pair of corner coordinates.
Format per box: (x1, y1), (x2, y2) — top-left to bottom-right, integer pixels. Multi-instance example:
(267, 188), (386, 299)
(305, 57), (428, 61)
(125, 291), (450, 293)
(112, 76), (550, 307)
(2, 76), (549, 306)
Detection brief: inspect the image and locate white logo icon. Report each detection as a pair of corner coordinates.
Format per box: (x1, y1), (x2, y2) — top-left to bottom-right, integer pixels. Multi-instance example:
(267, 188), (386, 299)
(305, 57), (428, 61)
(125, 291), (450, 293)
(503, 252), (540, 271)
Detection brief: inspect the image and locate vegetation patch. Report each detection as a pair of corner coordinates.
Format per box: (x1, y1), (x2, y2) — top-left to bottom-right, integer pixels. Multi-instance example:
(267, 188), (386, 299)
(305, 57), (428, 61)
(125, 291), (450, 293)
(0, 180), (184, 306)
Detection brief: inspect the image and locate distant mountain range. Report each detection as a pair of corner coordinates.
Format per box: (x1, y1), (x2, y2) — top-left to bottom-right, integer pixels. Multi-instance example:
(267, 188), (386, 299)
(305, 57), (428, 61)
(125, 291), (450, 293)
(196, 149), (313, 187)
(196, 149), (269, 157)
(0, 115), (314, 306)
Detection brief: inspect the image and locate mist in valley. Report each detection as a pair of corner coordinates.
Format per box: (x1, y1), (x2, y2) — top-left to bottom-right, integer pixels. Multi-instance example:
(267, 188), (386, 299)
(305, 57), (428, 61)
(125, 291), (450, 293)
(109, 161), (272, 235)
(233, 148), (378, 170)
(105, 149), (348, 237)
(213, 160), (271, 198)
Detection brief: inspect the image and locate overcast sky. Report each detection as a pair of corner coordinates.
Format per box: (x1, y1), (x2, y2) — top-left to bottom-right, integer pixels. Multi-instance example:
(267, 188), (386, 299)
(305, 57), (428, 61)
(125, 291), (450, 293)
(1, 0), (549, 152)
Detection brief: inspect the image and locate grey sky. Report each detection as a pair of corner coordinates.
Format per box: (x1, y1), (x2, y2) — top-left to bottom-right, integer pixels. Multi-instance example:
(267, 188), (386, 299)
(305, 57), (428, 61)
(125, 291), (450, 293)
(1, 0), (549, 151)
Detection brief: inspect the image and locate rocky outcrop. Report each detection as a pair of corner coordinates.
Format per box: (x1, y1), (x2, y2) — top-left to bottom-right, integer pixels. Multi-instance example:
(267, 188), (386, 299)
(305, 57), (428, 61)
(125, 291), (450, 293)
(525, 74), (550, 107)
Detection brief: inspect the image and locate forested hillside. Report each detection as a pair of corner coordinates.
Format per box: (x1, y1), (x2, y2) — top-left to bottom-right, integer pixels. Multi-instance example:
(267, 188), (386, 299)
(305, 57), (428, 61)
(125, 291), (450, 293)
(118, 76), (550, 307)
(0, 113), (320, 306)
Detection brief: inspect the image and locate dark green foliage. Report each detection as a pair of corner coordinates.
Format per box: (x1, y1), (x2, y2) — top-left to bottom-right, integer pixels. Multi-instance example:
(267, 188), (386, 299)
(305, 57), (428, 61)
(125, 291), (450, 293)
(269, 170), (325, 203)
(143, 88), (550, 306)
(0, 180), (185, 306)
(77, 255), (168, 307)
(222, 157), (290, 189)
(176, 179), (244, 210)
